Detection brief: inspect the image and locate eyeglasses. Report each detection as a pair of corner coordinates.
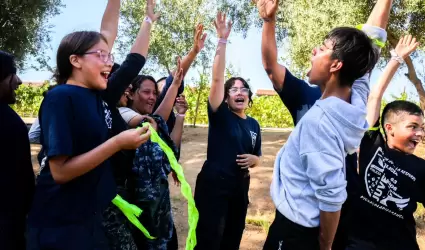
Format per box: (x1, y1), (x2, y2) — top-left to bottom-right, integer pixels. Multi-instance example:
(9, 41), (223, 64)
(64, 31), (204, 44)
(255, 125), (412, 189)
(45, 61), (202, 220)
(229, 87), (249, 95)
(83, 50), (114, 63)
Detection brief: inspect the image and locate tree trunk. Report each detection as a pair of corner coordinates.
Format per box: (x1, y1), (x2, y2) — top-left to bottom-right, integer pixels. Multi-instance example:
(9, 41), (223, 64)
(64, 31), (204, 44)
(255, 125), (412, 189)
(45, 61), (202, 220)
(388, 33), (425, 109)
(193, 87), (202, 127)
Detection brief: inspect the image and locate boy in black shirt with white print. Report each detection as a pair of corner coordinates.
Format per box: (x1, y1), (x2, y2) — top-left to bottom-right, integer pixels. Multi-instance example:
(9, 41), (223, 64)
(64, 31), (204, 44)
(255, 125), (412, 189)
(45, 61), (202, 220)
(346, 35), (424, 250)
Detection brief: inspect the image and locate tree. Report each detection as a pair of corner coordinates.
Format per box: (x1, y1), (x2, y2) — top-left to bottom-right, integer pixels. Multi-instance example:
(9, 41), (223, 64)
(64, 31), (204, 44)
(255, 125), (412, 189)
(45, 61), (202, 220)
(118, 0), (215, 74)
(189, 70), (210, 127)
(0, 0), (63, 70)
(225, 0), (425, 106)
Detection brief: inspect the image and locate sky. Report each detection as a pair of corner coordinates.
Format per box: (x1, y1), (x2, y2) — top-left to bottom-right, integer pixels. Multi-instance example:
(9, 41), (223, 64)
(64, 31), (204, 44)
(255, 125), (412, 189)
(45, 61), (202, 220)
(19, 0), (421, 101)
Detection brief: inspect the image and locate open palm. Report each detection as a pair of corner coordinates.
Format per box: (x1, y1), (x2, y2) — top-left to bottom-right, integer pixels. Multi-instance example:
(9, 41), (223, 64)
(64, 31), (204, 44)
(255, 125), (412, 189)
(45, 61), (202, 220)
(214, 12), (232, 39)
(255, 0), (279, 20)
(395, 35), (419, 59)
(193, 24), (207, 53)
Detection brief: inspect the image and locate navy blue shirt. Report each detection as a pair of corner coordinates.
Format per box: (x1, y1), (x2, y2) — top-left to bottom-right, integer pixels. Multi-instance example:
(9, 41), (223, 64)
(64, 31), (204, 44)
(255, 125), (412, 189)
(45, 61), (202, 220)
(28, 85), (116, 227)
(154, 74), (185, 134)
(0, 104), (34, 249)
(278, 69), (359, 249)
(204, 101), (262, 177)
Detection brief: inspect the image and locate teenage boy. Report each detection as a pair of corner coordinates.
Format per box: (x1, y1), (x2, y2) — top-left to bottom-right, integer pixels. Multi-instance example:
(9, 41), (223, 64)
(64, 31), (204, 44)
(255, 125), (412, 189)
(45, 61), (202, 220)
(255, 0), (391, 249)
(346, 35), (423, 250)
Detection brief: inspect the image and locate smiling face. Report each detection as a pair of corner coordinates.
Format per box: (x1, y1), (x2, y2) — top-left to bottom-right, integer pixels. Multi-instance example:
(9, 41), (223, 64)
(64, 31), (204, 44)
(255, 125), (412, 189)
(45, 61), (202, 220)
(131, 79), (158, 115)
(385, 113), (425, 154)
(71, 40), (113, 90)
(0, 74), (22, 104)
(226, 79), (250, 113)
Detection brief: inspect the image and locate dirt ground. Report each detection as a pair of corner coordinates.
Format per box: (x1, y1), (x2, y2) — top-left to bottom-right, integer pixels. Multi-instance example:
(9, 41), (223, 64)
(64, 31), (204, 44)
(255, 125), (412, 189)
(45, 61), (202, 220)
(30, 127), (425, 250)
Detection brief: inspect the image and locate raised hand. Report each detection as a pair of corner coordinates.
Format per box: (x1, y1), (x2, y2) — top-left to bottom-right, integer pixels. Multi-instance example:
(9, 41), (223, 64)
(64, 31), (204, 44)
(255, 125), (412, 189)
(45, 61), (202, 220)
(254, 0), (279, 21)
(394, 35), (419, 60)
(193, 24), (207, 53)
(213, 12), (232, 39)
(146, 0), (160, 22)
(172, 57), (184, 86)
(175, 94), (188, 115)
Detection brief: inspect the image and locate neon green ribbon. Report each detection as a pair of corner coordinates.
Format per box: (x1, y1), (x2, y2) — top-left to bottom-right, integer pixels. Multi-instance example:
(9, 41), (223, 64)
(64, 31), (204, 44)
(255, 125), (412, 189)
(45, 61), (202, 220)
(368, 126), (380, 131)
(356, 24), (386, 48)
(112, 195), (156, 240)
(141, 122), (199, 250)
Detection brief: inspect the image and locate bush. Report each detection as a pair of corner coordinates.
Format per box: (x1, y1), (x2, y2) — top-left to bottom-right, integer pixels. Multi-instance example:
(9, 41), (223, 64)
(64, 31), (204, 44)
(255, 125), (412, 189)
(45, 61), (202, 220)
(11, 82), (49, 117)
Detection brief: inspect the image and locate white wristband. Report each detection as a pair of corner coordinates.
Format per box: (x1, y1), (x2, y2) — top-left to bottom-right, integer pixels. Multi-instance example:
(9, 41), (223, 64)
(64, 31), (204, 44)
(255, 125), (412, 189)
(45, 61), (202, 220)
(177, 113), (186, 118)
(390, 49), (404, 64)
(144, 16), (152, 24)
(218, 38), (227, 44)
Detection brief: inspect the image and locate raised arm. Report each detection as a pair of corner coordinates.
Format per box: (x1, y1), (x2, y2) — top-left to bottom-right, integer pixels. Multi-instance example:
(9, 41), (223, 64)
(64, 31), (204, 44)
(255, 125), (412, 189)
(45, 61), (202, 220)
(130, 0), (160, 57)
(256, 0), (286, 92)
(154, 58), (184, 121)
(209, 12), (232, 111)
(102, 0), (159, 105)
(178, 24), (206, 76)
(100, 0), (120, 51)
(365, 0), (392, 30)
(367, 35), (419, 126)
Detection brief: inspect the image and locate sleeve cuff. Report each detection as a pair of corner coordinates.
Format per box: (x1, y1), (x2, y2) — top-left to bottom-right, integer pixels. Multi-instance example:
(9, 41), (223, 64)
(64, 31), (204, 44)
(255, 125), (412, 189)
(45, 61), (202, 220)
(319, 201), (343, 212)
(357, 24), (387, 48)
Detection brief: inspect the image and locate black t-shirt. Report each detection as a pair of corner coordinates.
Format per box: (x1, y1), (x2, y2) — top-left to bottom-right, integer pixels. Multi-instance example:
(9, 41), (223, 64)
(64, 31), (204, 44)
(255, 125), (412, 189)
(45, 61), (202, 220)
(0, 104), (35, 247)
(348, 121), (425, 250)
(28, 84), (116, 227)
(107, 53), (146, 187)
(203, 101), (262, 177)
(153, 74), (185, 134)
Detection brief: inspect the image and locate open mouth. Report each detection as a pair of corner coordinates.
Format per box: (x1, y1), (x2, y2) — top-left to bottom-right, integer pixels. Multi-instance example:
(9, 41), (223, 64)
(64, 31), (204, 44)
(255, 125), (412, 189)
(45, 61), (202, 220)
(410, 139), (419, 148)
(101, 71), (110, 80)
(235, 97), (245, 104)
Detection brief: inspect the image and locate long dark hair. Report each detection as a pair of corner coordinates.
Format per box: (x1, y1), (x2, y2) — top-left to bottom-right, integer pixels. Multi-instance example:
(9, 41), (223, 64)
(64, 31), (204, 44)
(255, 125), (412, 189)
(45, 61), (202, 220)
(127, 75), (158, 108)
(224, 77), (254, 108)
(53, 31), (108, 84)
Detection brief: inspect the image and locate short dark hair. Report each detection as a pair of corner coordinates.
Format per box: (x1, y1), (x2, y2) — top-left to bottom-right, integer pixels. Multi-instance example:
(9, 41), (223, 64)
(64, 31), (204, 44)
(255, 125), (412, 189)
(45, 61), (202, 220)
(224, 77), (253, 107)
(53, 31), (108, 84)
(325, 27), (379, 87)
(0, 51), (17, 82)
(127, 75), (158, 107)
(382, 100), (423, 126)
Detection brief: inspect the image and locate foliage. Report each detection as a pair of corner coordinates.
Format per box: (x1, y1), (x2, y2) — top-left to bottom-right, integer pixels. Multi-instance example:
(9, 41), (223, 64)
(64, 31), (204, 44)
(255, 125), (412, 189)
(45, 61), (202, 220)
(0, 0), (63, 70)
(119, 0), (215, 74)
(226, 0), (425, 75)
(11, 82), (50, 117)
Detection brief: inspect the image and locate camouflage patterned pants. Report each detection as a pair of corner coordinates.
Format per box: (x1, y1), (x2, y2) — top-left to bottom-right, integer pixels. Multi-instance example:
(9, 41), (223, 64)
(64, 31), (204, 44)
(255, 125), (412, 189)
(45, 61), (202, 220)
(102, 203), (138, 250)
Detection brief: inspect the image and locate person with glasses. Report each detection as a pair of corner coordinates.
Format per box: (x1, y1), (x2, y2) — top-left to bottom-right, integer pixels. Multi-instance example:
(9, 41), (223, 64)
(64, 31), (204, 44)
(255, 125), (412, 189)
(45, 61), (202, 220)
(194, 12), (262, 250)
(26, 0), (159, 248)
(0, 51), (35, 250)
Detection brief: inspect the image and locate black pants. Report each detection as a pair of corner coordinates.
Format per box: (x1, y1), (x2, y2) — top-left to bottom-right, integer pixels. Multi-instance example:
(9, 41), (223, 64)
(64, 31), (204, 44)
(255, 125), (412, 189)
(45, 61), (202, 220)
(194, 169), (250, 250)
(263, 210), (320, 250)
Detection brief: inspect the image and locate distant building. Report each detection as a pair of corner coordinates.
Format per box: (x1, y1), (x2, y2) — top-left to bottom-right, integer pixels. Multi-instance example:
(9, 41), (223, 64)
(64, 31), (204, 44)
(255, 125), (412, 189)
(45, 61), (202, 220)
(255, 89), (277, 96)
(22, 81), (50, 87)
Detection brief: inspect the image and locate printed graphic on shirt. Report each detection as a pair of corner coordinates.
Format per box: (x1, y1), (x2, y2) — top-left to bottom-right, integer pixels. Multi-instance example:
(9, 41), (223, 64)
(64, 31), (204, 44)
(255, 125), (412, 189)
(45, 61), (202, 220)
(362, 147), (413, 219)
(250, 131), (257, 150)
(103, 101), (112, 129)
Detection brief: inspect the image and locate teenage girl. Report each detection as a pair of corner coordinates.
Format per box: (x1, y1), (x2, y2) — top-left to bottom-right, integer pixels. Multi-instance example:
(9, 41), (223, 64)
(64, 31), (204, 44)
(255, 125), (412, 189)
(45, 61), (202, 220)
(194, 12), (262, 250)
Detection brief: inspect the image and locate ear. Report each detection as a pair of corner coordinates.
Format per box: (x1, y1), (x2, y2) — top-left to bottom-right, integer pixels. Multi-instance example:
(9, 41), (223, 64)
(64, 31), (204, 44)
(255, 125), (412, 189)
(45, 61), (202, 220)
(69, 55), (82, 69)
(384, 123), (394, 136)
(330, 60), (343, 73)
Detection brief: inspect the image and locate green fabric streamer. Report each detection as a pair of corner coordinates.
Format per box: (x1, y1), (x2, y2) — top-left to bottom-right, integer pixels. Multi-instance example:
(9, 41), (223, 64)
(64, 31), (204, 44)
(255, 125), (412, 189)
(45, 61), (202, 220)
(141, 122), (199, 250)
(112, 195), (156, 240)
(356, 24), (386, 48)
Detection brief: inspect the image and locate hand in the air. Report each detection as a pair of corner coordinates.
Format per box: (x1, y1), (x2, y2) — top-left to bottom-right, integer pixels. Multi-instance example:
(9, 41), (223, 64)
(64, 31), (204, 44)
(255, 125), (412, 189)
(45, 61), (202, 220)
(175, 94), (188, 115)
(146, 0), (160, 22)
(214, 12), (232, 39)
(254, 0), (279, 21)
(171, 57), (183, 87)
(193, 24), (207, 53)
(394, 35), (419, 60)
